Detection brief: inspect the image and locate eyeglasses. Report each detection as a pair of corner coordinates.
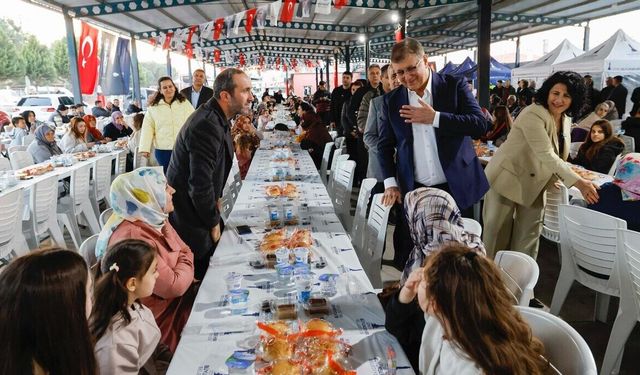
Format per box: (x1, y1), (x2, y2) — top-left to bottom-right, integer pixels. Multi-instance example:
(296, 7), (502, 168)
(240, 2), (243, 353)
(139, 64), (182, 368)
(395, 58), (424, 77)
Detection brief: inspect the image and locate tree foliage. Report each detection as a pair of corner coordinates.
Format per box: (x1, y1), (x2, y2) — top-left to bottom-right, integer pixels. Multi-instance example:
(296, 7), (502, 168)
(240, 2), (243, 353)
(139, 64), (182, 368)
(0, 28), (25, 82)
(51, 38), (70, 80)
(139, 61), (167, 87)
(20, 35), (56, 86)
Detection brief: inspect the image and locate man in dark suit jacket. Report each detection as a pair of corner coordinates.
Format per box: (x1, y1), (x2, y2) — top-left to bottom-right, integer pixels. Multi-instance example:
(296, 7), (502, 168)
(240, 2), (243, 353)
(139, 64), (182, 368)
(377, 38), (489, 268)
(168, 68), (254, 279)
(179, 68), (214, 109)
(608, 75), (628, 119)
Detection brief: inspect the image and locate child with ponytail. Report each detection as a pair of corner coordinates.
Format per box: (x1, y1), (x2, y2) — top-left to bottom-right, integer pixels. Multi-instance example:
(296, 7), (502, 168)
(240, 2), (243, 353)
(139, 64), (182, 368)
(91, 239), (171, 375)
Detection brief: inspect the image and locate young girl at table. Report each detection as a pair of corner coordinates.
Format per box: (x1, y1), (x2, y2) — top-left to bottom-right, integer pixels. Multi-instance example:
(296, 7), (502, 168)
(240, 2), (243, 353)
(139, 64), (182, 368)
(570, 119), (624, 174)
(481, 105), (512, 147)
(60, 116), (95, 153)
(387, 244), (550, 375)
(91, 239), (172, 375)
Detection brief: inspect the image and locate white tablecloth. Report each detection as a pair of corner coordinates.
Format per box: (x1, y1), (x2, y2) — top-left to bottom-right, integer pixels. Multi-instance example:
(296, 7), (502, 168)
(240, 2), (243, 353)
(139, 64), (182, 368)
(167, 136), (414, 374)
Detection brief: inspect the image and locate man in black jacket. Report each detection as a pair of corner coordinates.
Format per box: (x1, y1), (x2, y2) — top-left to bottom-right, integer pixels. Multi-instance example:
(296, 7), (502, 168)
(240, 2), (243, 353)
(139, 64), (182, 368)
(330, 71), (352, 136)
(168, 68), (254, 279)
(608, 75), (628, 119)
(179, 68), (214, 109)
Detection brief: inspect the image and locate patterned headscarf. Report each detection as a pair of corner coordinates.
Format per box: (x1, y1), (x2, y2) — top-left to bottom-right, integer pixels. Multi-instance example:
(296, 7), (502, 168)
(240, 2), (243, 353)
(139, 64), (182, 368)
(110, 111), (124, 131)
(95, 167), (168, 258)
(401, 188), (486, 284)
(613, 153), (640, 201)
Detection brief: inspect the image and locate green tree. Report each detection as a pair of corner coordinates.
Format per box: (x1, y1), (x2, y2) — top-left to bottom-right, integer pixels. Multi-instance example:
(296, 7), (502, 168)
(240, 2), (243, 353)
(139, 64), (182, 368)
(51, 38), (70, 80)
(0, 28), (25, 82)
(0, 18), (26, 46)
(139, 61), (167, 87)
(20, 35), (56, 86)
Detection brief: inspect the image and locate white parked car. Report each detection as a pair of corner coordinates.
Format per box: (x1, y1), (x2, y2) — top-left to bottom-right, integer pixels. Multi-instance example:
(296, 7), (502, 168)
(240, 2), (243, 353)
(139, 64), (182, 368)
(12, 94), (75, 122)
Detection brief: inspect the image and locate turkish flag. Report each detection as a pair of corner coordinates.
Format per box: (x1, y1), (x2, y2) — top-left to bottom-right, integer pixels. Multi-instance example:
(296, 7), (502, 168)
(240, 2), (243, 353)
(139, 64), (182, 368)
(162, 32), (173, 50)
(213, 49), (221, 62)
(239, 53), (246, 66)
(245, 9), (257, 33)
(280, 0), (296, 23)
(185, 26), (197, 57)
(77, 22), (99, 95)
(214, 18), (224, 40)
(334, 0), (347, 9)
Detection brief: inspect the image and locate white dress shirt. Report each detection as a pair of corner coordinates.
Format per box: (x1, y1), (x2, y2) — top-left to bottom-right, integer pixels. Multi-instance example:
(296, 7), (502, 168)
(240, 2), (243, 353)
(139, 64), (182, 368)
(384, 70), (446, 189)
(190, 86), (201, 108)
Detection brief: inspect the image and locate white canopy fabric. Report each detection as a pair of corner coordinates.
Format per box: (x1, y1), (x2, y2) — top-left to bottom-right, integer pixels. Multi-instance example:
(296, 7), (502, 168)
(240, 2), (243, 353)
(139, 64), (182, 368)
(512, 39), (583, 87)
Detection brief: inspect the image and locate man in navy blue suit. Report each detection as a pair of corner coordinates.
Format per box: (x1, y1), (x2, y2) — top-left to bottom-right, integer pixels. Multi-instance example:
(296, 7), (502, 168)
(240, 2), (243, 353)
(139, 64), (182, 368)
(377, 38), (489, 268)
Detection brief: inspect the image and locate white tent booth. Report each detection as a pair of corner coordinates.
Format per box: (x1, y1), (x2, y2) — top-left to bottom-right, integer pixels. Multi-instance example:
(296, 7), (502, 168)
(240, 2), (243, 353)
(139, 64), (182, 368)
(552, 30), (640, 116)
(511, 39), (583, 88)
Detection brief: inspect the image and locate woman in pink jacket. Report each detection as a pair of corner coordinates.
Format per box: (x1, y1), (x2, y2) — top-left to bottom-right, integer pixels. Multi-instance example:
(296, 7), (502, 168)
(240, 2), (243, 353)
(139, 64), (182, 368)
(95, 166), (195, 352)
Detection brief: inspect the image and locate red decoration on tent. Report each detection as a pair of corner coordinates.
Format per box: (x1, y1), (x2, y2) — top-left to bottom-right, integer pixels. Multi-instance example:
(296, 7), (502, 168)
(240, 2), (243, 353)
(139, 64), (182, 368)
(259, 55), (265, 68)
(77, 22), (100, 95)
(245, 8), (257, 33)
(239, 53), (246, 66)
(275, 56), (281, 70)
(149, 37), (157, 47)
(185, 26), (197, 58)
(162, 32), (173, 50)
(213, 49), (221, 62)
(291, 58), (297, 68)
(280, 0), (296, 23)
(395, 27), (404, 42)
(334, 0), (347, 10)
(214, 18), (225, 40)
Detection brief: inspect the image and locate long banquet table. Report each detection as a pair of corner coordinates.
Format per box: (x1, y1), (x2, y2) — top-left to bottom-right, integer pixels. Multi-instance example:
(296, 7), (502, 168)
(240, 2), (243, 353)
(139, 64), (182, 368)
(167, 135), (414, 374)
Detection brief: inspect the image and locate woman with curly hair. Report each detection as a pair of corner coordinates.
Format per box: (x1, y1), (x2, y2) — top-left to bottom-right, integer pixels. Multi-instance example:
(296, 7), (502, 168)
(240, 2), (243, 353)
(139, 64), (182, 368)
(482, 71), (600, 259)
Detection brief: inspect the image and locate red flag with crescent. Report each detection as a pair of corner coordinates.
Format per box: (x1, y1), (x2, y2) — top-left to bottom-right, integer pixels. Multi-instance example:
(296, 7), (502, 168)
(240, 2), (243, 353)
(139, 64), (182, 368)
(214, 18), (225, 40)
(162, 32), (173, 50)
(77, 22), (99, 95)
(185, 26), (197, 57)
(239, 53), (246, 66)
(213, 49), (221, 62)
(245, 9), (257, 33)
(280, 0), (296, 23)
(334, 0), (347, 9)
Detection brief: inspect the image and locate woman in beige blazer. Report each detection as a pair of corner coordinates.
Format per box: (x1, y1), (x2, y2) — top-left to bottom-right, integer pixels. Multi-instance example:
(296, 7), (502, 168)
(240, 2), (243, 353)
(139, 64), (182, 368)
(482, 71), (599, 259)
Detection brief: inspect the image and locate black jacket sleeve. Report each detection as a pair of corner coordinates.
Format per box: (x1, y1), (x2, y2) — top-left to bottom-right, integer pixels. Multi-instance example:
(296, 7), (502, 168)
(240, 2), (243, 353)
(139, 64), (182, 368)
(384, 291), (425, 371)
(187, 120), (225, 229)
(591, 141), (624, 174)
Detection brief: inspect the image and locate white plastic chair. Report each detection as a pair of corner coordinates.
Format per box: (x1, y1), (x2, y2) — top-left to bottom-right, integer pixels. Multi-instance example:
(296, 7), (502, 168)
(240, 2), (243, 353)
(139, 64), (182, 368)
(90, 157), (113, 217)
(331, 160), (356, 230)
(0, 189), (29, 269)
(359, 193), (392, 289)
(9, 150), (34, 170)
(517, 306), (597, 375)
(328, 152), (348, 199)
(550, 205), (626, 322)
(334, 136), (345, 151)
(607, 153), (623, 176)
(541, 183), (569, 245)
(114, 151), (127, 178)
(99, 207), (113, 228)
(494, 250), (540, 306)
(319, 141), (333, 185)
(601, 229), (640, 375)
(58, 163), (101, 245)
(21, 134), (35, 147)
(0, 157), (10, 171)
(570, 142), (583, 160)
(7, 145), (26, 154)
(79, 234), (99, 267)
(461, 218), (482, 236)
(350, 178), (376, 253)
(619, 134), (635, 155)
(23, 175), (66, 250)
(133, 148), (148, 170)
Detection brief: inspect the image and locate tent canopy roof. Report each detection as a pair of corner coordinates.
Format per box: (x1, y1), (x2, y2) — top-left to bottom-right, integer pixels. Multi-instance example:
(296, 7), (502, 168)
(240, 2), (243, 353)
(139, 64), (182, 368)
(28, 0), (640, 63)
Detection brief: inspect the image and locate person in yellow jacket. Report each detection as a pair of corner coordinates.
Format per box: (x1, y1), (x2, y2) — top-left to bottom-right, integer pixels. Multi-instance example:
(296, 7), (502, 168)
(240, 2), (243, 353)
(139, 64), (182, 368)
(139, 76), (195, 172)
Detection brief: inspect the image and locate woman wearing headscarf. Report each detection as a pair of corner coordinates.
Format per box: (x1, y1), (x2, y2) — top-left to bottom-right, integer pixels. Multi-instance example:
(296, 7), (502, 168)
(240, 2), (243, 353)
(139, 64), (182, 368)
(298, 103), (333, 169)
(102, 111), (133, 141)
(588, 153), (640, 231)
(603, 100), (620, 121)
(27, 124), (63, 163)
(385, 187), (486, 371)
(95, 167), (195, 352)
(83, 114), (111, 143)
